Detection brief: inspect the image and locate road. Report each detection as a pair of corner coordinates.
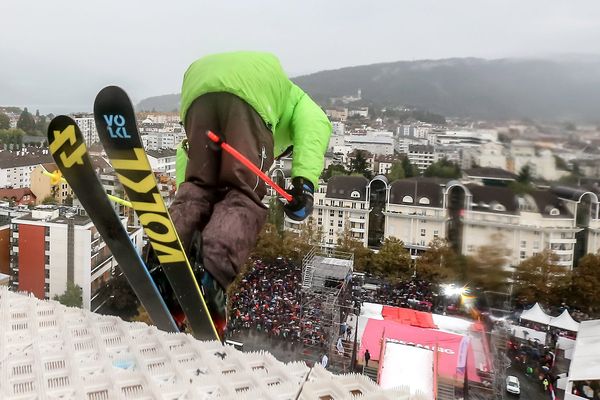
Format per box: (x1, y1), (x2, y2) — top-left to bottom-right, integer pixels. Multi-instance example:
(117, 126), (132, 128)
(506, 365), (548, 400)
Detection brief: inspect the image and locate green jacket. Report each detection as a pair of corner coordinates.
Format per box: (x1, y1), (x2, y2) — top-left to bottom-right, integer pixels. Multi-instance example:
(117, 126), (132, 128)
(180, 51), (332, 187)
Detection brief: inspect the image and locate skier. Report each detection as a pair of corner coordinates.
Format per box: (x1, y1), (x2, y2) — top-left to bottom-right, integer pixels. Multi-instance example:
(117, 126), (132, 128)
(170, 51), (332, 337)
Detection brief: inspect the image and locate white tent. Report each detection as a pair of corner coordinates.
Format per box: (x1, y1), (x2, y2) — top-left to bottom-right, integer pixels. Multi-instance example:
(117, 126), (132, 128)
(519, 303), (552, 325)
(567, 319), (600, 388)
(549, 309), (580, 332)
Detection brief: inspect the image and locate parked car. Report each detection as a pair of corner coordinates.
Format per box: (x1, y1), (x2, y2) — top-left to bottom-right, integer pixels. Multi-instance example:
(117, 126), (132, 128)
(506, 375), (521, 396)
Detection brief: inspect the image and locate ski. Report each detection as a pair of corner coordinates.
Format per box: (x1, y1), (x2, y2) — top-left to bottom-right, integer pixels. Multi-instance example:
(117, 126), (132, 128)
(93, 85), (221, 341)
(47, 115), (179, 333)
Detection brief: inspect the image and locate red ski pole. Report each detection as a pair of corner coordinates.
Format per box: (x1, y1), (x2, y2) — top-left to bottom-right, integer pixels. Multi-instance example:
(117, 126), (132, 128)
(206, 131), (293, 202)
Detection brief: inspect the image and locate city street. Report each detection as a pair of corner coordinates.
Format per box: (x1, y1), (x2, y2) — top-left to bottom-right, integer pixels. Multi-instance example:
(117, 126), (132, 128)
(506, 365), (547, 400)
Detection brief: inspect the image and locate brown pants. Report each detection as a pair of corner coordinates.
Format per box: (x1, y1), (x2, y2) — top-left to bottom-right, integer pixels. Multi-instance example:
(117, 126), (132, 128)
(170, 93), (274, 289)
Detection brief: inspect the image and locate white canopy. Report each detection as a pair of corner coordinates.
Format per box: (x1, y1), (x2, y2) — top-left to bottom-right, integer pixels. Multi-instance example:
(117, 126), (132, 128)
(520, 303), (552, 325)
(549, 309), (580, 332)
(569, 319), (600, 381)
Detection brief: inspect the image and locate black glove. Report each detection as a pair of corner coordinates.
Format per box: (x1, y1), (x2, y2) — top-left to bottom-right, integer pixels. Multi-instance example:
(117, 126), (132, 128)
(283, 177), (314, 221)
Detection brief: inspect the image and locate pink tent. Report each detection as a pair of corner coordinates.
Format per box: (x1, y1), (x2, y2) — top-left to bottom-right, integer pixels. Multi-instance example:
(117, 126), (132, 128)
(359, 318), (480, 383)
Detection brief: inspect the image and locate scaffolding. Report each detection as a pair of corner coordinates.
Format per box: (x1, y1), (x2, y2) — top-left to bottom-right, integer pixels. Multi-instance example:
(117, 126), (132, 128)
(299, 247), (354, 370)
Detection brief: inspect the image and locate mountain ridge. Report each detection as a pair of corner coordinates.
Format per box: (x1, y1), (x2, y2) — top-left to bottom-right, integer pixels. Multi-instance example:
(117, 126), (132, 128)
(137, 57), (600, 122)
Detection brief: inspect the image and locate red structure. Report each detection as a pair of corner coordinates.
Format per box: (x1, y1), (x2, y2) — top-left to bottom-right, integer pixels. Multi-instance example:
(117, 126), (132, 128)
(17, 224), (46, 298)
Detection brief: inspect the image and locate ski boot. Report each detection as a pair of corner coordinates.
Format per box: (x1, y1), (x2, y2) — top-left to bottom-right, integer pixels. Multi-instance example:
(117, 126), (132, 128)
(188, 233), (228, 341)
(143, 243), (187, 331)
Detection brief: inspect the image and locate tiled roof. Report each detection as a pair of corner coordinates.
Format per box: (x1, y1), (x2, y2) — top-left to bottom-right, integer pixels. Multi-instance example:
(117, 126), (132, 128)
(0, 150), (53, 169)
(466, 184), (518, 213)
(464, 167), (517, 180)
(389, 178), (444, 207)
(326, 176), (369, 201)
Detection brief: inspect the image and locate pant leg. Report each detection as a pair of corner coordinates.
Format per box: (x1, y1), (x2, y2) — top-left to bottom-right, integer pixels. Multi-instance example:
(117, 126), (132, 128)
(201, 189), (268, 289)
(169, 94), (222, 252)
(201, 93), (274, 288)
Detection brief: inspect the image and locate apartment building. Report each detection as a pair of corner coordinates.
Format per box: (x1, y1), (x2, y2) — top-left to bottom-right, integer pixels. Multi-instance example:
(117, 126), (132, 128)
(142, 131), (186, 150)
(73, 116), (99, 146)
(30, 163), (73, 205)
(284, 176), (600, 269)
(145, 149), (177, 178)
(9, 205), (144, 311)
(0, 149), (53, 188)
(408, 145), (436, 172)
(284, 176), (370, 247)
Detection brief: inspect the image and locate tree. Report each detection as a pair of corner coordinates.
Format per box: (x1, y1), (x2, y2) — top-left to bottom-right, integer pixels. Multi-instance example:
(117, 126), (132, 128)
(17, 108), (36, 134)
(424, 158), (461, 179)
(517, 165), (532, 184)
(514, 250), (570, 306)
(349, 150), (372, 179)
(416, 238), (459, 283)
(570, 253), (600, 315)
(386, 160), (405, 182)
(104, 274), (140, 320)
(336, 223), (373, 271)
(267, 196), (284, 233)
(371, 237), (411, 281)
(34, 115), (48, 136)
(253, 223), (287, 262)
(322, 163), (348, 181)
(401, 156), (418, 178)
(0, 112), (9, 130)
(42, 195), (58, 205)
(468, 234), (512, 292)
(53, 282), (83, 307)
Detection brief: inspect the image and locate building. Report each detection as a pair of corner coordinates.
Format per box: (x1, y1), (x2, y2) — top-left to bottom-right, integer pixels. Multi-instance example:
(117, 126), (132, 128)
(461, 142), (507, 170)
(142, 131), (186, 150)
(285, 175), (370, 247)
(509, 141), (569, 181)
(325, 108), (348, 122)
(73, 116), (99, 146)
(345, 134), (394, 156)
(386, 178), (447, 255)
(408, 145), (436, 172)
(283, 176), (600, 269)
(146, 149), (177, 178)
(0, 149), (53, 188)
(9, 205), (144, 311)
(0, 188), (36, 206)
(462, 167), (517, 186)
(30, 163), (73, 205)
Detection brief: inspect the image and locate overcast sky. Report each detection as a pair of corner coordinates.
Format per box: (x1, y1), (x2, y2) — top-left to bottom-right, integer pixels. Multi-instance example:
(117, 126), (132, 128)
(2, 0), (600, 114)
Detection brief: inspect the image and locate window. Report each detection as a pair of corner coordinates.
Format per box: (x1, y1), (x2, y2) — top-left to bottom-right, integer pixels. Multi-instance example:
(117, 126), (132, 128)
(338, 221), (343, 228)
(420, 229), (426, 237)
(419, 197), (430, 205)
(45, 255), (50, 265)
(520, 251), (526, 259)
(550, 208), (560, 216)
(318, 199), (323, 205)
(330, 220), (334, 226)
(329, 229), (334, 236)
(318, 209), (323, 216)
(533, 241), (540, 250)
(45, 269), (49, 279)
(317, 218), (322, 225)
(402, 195), (413, 203)
(330, 210), (334, 217)
(351, 191), (360, 199)
(338, 211), (343, 218)
(520, 241), (526, 248)
(434, 230), (439, 237)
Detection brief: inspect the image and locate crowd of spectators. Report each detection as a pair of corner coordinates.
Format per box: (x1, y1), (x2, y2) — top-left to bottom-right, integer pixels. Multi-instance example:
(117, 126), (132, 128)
(357, 278), (435, 311)
(228, 258), (303, 341)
